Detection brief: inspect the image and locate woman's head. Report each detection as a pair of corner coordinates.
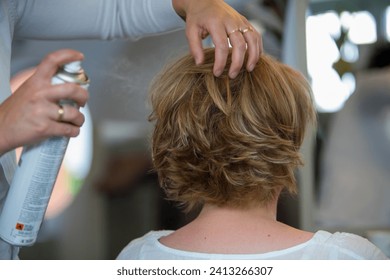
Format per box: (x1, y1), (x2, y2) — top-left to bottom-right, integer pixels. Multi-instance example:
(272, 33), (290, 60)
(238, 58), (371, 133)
(149, 48), (316, 212)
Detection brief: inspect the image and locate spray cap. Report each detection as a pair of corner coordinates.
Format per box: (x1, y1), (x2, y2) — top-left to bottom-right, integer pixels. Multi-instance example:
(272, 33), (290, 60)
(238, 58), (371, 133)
(54, 60), (89, 87)
(64, 61), (82, 74)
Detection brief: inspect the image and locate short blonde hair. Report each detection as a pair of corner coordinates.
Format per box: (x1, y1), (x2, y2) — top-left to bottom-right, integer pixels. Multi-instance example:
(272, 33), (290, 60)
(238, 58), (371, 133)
(149, 48), (316, 212)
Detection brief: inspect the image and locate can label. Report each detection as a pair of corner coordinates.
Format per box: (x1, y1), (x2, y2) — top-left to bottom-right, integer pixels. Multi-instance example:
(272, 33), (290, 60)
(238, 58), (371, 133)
(0, 137), (68, 245)
(0, 60), (89, 246)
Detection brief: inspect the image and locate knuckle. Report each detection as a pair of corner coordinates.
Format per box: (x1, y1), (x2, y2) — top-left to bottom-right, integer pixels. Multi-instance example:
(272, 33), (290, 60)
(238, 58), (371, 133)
(30, 106), (45, 118)
(35, 122), (50, 135)
(80, 88), (89, 103)
(63, 82), (79, 92)
(43, 53), (58, 65)
(185, 27), (193, 38)
(69, 109), (85, 127)
(27, 85), (46, 99)
(28, 93), (41, 105)
(70, 127), (81, 137)
(79, 114), (86, 125)
(240, 15), (249, 24)
(216, 43), (230, 54)
(235, 41), (247, 52)
(62, 125), (74, 136)
(64, 84), (88, 101)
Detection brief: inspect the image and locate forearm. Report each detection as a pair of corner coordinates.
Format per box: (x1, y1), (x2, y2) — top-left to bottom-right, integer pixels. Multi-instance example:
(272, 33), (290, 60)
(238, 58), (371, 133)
(14, 0), (184, 40)
(172, 0), (254, 18)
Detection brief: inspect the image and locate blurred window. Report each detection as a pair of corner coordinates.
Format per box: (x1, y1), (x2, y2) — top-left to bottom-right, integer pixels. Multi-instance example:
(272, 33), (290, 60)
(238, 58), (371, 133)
(306, 10), (377, 112)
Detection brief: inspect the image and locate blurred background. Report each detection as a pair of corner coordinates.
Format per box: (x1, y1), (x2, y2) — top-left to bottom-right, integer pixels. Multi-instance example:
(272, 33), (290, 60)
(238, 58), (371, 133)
(9, 0), (390, 259)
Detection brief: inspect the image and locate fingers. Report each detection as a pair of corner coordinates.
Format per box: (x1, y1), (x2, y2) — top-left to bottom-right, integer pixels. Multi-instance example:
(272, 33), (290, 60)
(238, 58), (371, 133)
(226, 23), (262, 79)
(16, 100), (85, 142)
(44, 103), (85, 138)
(226, 29), (247, 78)
(45, 84), (88, 137)
(51, 121), (83, 138)
(242, 25), (263, 72)
(31, 50), (88, 137)
(207, 24), (230, 77)
(34, 49), (84, 81)
(189, 19), (262, 79)
(2, 49), (88, 152)
(52, 103), (85, 127)
(182, 0), (263, 79)
(47, 83), (89, 108)
(186, 24), (206, 66)
(34, 49), (88, 107)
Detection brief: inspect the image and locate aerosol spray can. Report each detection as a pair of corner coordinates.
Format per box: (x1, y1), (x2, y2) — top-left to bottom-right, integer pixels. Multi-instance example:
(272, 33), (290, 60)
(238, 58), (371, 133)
(0, 61), (89, 246)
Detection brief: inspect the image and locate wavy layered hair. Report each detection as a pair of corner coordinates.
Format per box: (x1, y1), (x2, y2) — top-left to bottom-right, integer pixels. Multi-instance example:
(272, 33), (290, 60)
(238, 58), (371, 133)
(149, 48), (316, 213)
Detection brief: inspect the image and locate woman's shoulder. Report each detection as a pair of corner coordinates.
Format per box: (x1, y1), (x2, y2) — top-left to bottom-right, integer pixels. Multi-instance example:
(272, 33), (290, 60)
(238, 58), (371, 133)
(309, 230), (388, 259)
(116, 230), (174, 260)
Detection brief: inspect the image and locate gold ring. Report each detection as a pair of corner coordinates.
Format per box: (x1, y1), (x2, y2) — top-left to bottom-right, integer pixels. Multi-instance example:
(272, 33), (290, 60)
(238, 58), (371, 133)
(57, 105), (64, 122)
(227, 28), (240, 37)
(239, 26), (253, 34)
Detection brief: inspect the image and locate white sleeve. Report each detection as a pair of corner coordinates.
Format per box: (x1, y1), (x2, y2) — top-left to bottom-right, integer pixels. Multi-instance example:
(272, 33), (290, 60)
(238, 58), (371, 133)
(13, 0), (184, 40)
(0, 240), (18, 260)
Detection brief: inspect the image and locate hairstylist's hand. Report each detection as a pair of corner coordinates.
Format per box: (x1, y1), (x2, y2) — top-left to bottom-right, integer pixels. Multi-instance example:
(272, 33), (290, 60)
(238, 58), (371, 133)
(172, 0), (262, 79)
(0, 49), (88, 155)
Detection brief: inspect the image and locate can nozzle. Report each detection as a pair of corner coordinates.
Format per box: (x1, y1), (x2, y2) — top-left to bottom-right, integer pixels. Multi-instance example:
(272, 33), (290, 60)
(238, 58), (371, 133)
(63, 61), (82, 74)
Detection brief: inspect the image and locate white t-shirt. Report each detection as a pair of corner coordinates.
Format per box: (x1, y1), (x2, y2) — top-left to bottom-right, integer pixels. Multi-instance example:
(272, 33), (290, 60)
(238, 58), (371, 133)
(116, 230), (388, 260)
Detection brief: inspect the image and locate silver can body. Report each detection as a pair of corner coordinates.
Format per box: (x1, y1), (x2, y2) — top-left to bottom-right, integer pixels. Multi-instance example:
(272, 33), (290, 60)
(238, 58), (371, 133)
(0, 61), (89, 246)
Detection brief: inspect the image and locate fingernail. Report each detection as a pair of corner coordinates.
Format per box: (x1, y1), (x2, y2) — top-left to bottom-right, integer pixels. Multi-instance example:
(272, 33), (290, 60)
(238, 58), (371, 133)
(195, 55), (204, 65)
(248, 64), (255, 72)
(214, 69), (223, 77)
(229, 71), (238, 79)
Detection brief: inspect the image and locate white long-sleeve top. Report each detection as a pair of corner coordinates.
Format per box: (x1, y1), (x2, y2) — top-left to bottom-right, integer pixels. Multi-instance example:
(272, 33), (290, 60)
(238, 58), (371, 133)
(0, 0), (184, 259)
